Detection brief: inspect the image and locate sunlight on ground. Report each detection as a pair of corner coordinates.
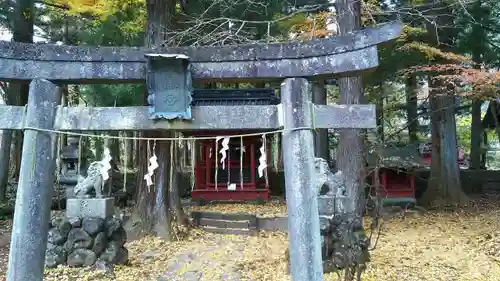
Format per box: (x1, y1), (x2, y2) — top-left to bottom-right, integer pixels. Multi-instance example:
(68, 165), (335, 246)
(1, 202), (500, 280)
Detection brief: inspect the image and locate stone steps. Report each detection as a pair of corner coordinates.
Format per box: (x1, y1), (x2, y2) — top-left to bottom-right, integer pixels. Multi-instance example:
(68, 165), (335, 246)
(190, 211), (258, 236)
(201, 226), (257, 236)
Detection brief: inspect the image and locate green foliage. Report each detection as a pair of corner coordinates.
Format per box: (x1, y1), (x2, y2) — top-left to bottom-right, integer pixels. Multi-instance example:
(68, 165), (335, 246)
(454, 0), (500, 66)
(79, 84), (145, 107)
(35, 1), (147, 107)
(456, 114), (473, 153)
(364, 25), (471, 86)
(38, 2), (144, 46)
(0, 1), (12, 29)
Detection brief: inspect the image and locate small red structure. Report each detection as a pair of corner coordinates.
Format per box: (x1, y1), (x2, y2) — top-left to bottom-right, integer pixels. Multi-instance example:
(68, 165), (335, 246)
(190, 132), (271, 201)
(187, 88), (278, 202)
(372, 168), (416, 206)
(367, 145), (426, 206)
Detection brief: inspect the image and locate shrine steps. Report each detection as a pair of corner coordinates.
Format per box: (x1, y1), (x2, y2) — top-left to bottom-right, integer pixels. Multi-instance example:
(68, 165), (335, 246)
(190, 211), (258, 236)
(201, 226), (257, 236)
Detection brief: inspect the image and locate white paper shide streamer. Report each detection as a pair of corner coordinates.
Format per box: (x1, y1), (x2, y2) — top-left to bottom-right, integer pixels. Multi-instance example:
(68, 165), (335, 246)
(99, 148), (113, 182)
(258, 134), (267, 178)
(217, 136), (230, 170)
(144, 153), (159, 187)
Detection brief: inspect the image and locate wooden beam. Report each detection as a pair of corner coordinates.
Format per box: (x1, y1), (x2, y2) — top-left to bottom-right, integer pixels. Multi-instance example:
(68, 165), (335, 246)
(0, 104), (376, 131)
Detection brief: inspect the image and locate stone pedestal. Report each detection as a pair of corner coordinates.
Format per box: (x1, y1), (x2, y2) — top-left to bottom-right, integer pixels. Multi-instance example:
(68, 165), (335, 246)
(317, 195), (348, 216)
(64, 186), (75, 199)
(45, 197), (128, 269)
(45, 216), (129, 268)
(66, 198), (114, 219)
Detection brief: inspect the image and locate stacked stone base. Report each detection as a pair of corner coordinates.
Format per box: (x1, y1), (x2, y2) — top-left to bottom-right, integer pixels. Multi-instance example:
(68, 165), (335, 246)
(318, 196), (370, 273)
(320, 214), (370, 272)
(45, 216), (129, 268)
(285, 158), (371, 273)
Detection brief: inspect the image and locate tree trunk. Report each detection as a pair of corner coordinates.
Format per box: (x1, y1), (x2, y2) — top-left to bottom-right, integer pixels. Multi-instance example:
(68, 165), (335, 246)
(470, 100), (483, 169)
(482, 130), (487, 169)
(60, 86), (69, 147)
(133, 132), (139, 168)
(94, 135), (104, 160)
(375, 84), (384, 142)
(124, 132), (134, 169)
(169, 138), (189, 228)
(0, 130), (12, 201)
(335, 0), (365, 216)
(420, 77), (467, 206)
(406, 75), (419, 143)
(313, 81), (329, 160)
(12, 0), (34, 182)
(0, 84), (16, 201)
(109, 132), (121, 171)
(488, 102), (500, 142)
(133, 0), (188, 240)
(470, 20), (484, 169)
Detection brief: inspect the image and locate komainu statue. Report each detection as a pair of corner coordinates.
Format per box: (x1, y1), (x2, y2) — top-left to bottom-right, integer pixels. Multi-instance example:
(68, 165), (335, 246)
(314, 157), (346, 197)
(312, 157), (370, 275)
(74, 162), (107, 198)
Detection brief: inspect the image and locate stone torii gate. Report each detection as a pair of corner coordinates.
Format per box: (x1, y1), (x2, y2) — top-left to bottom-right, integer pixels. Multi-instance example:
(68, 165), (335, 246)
(0, 22), (402, 281)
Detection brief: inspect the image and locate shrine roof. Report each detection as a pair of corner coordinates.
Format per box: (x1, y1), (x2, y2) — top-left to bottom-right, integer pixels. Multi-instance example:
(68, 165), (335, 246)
(191, 88), (279, 106)
(366, 143), (429, 169)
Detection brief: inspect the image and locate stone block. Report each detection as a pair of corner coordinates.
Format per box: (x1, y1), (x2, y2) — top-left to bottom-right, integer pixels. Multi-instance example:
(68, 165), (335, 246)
(46, 216), (129, 269)
(65, 186), (75, 199)
(317, 195), (348, 216)
(257, 216), (288, 232)
(66, 198), (114, 219)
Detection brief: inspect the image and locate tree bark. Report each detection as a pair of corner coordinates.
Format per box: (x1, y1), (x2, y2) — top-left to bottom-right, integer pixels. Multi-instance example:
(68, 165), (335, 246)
(420, 77), (468, 206)
(109, 132), (121, 171)
(169, 138), (189, 227)
(11, 0), (34, 182)
(375, 84), (384, 142)
(94, 134), (104, 160)
(470, 17), (484, 169)
(375, 82), (386, 143)
(470, 100), (483, 169)
(124, 132), (134, 169)
(334, 5), (367, 277)
(0, 84), (16, 201)
(488, 102), (500, 142)
(313, 80), (329, 160)
(60, 86), (68, 147)
(335, 0), (365, 216)
(133, 132), (139, 168)
(0, 130), (12, 201)
(133, 0), (188, 240)
(406, 75), (419, 143)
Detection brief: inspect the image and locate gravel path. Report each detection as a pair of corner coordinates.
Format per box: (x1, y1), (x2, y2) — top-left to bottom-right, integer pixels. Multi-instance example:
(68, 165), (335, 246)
(158, 236), (244, 281)
(0, 220), (12, 276)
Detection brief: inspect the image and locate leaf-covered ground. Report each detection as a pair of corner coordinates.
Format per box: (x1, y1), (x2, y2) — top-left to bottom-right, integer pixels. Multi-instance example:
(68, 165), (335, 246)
(1, 201), (500, 281)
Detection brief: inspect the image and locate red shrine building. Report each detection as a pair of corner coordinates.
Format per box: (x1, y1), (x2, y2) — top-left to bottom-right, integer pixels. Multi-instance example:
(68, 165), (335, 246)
(366, 144), (428, 207)
(185, 88), (280, 202)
